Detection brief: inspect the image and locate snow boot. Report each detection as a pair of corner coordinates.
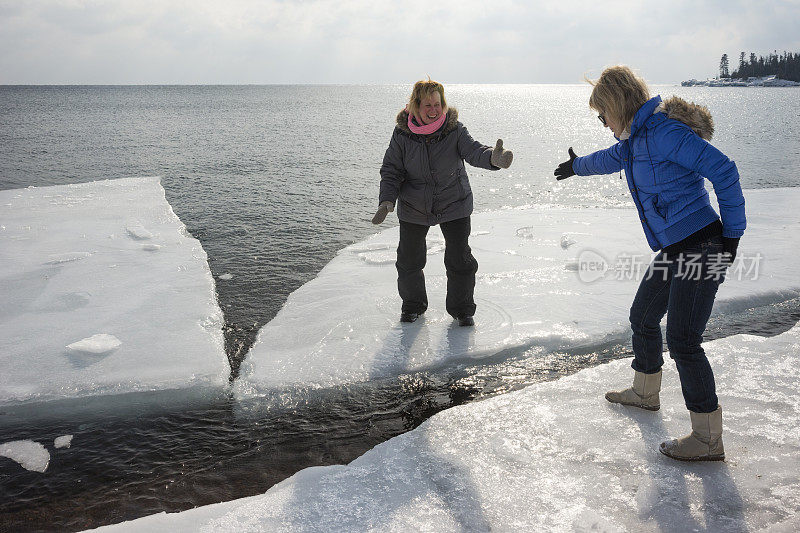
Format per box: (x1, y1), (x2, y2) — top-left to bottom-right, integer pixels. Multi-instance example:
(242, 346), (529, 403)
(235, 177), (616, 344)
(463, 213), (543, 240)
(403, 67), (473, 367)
(660, 406), (725, 461)
(605, 369), (661, 411)
(400, 311), (420, 323)
(458, 316), (474, 327)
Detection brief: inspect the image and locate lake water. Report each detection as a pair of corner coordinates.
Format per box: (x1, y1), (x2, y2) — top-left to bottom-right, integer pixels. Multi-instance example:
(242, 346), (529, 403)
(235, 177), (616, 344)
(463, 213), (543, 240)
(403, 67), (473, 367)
(1, 85), (799, 531)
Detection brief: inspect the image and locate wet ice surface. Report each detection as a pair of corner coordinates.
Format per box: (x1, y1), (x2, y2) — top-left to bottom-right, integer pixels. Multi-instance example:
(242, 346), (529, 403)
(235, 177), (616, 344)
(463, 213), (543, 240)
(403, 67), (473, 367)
(91, 322), (800, 532)
(237, 188), (800, 395)
(0, 440), (50, 473)
(0, 178), (229, 406)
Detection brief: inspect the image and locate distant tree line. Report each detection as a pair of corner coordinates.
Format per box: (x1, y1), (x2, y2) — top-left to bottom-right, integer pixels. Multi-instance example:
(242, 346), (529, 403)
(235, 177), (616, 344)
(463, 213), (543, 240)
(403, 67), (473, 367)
(719, 51), (800, 82)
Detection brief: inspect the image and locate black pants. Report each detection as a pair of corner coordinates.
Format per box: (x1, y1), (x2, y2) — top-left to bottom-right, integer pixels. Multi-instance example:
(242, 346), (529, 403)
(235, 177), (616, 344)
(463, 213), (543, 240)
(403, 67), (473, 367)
(396, 217), (478, 318)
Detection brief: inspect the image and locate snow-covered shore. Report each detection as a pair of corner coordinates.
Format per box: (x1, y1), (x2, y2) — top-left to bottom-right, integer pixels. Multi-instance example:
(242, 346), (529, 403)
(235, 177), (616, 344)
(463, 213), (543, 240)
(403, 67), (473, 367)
(90, 321), (800, 532)
(682, 75), (800, 87)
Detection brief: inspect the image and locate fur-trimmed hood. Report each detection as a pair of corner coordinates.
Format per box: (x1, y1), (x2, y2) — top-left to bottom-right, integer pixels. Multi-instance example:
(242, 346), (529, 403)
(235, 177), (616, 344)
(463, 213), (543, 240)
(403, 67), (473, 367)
(395, 107), (459, 136)
(658, 96), (714, 140)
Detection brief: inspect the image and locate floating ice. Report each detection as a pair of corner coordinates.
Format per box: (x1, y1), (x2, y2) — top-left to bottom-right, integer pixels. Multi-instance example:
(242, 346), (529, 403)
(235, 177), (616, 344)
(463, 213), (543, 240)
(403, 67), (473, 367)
(0, 178), (229, 406)
(219, 273), (234, 280)
(66, 334), (122, 355)
(0, 440), (50, 473)
(54, 435), (73, 449)
(89, 323), (800, 532)
(237, 188), (800, 393)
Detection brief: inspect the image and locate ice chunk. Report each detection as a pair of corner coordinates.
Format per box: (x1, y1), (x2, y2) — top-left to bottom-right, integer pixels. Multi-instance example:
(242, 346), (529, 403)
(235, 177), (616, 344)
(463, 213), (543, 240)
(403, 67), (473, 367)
(66, 334), (121, 355)
(141, 244), (162, 252)
(218, 273), (234, 280)
(0, 178), (229, 406)
(237, 188), (800, 392)
(125, 223), (153, 240)
(560, 233), (577, 249)
(0, 440), (50, 472)
(88, 323), (800, 532)
(45, 252), (93, 265)
(54, 435), (73, 449)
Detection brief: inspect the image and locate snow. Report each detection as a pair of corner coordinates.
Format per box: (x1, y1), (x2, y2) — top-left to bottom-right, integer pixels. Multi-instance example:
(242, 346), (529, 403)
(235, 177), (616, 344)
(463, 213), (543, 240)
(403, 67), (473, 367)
(86, 321), (800, 532)
(236, 188), (800, 393)
(0, 440), (50, 473)
(66, 334), (122, 355)
(0, 178), (229, 406)
(54, 435), (73, 449)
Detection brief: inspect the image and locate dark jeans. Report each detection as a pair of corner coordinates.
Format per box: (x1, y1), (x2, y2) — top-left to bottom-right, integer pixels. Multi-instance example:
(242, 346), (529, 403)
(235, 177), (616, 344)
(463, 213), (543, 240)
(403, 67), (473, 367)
(396, 217), (478, 318)
(629, 235), (727, 413)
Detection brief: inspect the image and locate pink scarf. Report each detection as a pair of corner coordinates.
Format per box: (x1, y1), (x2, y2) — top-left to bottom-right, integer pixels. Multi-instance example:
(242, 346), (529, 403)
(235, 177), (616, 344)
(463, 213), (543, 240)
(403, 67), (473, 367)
(406, 105), (448, 135)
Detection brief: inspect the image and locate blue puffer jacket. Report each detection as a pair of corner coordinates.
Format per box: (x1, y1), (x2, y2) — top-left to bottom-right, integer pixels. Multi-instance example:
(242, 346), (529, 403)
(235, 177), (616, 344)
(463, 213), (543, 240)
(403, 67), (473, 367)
(573, 95), (746, 251)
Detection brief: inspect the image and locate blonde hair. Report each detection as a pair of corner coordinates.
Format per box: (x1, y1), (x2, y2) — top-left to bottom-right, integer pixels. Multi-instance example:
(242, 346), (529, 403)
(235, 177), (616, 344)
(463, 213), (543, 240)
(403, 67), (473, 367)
(587, 66), (649, 130)
(408, 78), (447, 120)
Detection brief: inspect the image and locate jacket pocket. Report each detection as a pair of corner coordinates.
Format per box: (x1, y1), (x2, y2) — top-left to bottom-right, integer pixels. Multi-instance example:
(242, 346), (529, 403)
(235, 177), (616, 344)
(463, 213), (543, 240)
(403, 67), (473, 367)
(652, 194), (667, 220)
(458, 168), (471, 197)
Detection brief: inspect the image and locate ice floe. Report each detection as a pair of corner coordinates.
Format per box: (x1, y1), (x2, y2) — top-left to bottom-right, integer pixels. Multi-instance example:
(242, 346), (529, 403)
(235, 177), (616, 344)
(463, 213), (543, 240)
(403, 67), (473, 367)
(0, 440), (50, 473)
(0, 178), (229, 407)
(54, 435), (73, 449)
(236, 188), (800, 393)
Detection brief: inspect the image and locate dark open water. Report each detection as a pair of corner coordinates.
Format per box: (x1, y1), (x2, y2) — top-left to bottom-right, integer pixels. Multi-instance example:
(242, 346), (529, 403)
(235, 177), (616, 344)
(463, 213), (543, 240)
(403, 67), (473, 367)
(1, 85), (799, 531)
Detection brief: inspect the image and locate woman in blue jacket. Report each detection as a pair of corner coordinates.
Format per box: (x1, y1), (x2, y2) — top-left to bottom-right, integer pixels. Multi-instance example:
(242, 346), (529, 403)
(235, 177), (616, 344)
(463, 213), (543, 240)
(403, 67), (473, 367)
(554, 66), (746, 461)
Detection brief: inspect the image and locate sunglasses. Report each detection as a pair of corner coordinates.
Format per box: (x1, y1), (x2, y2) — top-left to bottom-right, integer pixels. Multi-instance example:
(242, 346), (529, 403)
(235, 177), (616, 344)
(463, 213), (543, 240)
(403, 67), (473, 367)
(598, 114), (607, 126)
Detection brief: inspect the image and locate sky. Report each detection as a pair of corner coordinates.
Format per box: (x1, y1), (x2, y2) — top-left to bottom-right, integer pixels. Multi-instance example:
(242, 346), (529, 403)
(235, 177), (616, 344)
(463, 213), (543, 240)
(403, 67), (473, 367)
(1, 0), (799, 85)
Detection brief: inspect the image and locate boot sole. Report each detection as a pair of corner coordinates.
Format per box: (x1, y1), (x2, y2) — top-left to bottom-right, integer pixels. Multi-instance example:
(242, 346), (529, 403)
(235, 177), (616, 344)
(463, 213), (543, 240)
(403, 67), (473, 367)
(605, 395), (660, 411)
(659, 447), (725, 462)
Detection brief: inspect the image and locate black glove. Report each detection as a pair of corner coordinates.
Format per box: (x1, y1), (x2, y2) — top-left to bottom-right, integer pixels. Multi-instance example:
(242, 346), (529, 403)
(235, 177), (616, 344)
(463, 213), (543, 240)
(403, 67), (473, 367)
(554, 147), (578, 180)
(722, 237), (739, 263)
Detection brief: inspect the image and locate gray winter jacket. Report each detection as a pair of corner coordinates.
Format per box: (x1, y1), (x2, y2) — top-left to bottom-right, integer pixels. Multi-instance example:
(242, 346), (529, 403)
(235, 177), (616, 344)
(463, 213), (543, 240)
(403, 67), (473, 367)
(379, 108), (498, 226)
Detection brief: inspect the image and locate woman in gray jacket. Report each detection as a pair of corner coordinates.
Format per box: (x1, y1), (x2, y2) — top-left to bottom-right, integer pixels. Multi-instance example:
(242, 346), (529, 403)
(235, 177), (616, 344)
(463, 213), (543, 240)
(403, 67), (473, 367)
(373, 79), (513, 326)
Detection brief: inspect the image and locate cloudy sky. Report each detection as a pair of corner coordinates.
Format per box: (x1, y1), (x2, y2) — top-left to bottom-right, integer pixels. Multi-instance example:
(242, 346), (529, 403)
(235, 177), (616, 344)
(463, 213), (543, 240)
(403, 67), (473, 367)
(1, 0), (798, 84)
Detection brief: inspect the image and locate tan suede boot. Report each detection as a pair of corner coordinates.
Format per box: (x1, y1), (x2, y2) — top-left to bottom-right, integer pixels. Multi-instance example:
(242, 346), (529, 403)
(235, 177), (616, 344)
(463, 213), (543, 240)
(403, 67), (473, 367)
(660, 406), (725, 461)
(605, 370), (661, 411)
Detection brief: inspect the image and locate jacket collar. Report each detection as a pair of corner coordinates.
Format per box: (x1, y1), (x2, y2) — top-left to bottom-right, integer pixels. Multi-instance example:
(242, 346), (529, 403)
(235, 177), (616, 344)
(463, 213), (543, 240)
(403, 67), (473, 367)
(396, 107), (459, 138)
(629, 95), (663, 139)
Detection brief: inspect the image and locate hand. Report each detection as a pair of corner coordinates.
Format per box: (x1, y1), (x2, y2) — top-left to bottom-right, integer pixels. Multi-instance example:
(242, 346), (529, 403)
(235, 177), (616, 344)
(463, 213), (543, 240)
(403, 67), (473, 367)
(722, 237), (739, 263)
(554, 147), (578, 180)
(491, 139), (513, 169)
(371, 201), (394, 225)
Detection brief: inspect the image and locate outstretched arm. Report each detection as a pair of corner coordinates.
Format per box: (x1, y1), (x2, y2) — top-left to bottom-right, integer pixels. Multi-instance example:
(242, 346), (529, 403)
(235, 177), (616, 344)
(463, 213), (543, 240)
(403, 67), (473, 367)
(572, 143), (624, 176)
(457, 125), (496, 170)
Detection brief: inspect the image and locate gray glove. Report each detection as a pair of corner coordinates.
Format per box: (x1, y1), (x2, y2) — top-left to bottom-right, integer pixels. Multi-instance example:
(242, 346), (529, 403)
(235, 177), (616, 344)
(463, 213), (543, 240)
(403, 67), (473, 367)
(491, 139), (513, 169)
(371, 201), (394, 225)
